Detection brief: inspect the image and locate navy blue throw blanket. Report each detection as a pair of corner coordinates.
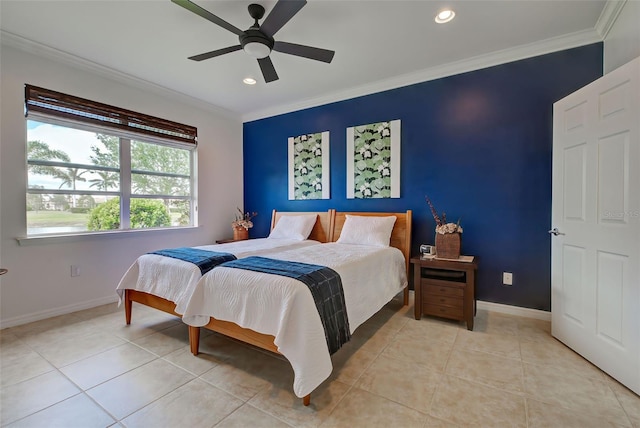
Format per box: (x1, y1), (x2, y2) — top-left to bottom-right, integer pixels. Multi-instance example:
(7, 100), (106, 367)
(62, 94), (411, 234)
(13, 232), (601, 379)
(149, 247), (237, 275)
(222, 256), (351, 355)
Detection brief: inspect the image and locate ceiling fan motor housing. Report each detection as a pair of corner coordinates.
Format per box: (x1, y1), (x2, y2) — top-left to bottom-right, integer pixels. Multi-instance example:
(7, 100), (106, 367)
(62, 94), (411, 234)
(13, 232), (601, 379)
(241, 4), (273, 59)
(240, 28), (274, 58)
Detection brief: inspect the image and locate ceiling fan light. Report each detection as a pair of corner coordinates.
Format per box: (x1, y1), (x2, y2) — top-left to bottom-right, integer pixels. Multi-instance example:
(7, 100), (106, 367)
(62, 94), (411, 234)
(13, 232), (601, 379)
(243, 41), (271, 59)
(435, 9), (455, 24)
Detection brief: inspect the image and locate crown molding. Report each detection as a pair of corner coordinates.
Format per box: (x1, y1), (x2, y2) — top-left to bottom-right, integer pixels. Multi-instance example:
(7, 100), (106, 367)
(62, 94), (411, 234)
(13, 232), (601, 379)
(0, 30), (241, 122)
(242, 28), (602, 123)
(595, 0), (627, 39)
(1, 24), (605, 126)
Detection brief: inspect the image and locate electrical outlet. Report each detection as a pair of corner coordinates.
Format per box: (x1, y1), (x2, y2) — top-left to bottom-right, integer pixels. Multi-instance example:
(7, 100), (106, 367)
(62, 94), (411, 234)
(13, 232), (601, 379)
(70, 265), (80, 277)
(503, 272), (513, 286)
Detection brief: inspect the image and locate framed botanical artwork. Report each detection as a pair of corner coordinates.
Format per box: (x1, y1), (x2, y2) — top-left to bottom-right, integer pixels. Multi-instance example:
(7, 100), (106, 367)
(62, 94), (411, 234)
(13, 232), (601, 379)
(288, 131), (330, 200)
(346, 119), (401, 199)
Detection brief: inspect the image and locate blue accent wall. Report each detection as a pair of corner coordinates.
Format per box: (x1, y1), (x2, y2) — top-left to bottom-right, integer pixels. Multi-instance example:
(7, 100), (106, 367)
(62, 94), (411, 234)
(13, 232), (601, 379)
(243, 43), (603, 311)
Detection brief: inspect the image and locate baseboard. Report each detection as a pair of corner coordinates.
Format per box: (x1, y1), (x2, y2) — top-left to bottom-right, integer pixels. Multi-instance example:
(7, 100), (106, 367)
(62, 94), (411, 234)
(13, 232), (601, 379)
(477, 300), (551, 321)
(0, 295), (119, 329)
(0, 295), (550, 329)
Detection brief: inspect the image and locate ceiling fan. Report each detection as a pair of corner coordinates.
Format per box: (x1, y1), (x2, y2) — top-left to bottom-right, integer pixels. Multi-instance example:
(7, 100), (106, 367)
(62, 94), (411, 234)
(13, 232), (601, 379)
(172, 0), (335, 83)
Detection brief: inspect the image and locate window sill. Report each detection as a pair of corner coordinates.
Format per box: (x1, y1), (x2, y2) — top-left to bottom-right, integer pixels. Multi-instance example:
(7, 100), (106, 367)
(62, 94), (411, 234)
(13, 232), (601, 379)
(16, 225), (202, 246)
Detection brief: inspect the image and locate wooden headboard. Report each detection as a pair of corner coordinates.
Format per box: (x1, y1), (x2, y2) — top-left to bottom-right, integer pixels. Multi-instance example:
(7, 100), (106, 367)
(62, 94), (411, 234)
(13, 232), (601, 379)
(332, 210), (413, 280)
(270, 209), (335, 243)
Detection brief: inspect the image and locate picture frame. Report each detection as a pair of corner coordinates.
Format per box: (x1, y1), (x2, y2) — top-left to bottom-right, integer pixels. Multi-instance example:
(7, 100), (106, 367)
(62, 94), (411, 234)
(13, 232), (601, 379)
(288, 131), (330, 200)
(346, 120), (400, 199)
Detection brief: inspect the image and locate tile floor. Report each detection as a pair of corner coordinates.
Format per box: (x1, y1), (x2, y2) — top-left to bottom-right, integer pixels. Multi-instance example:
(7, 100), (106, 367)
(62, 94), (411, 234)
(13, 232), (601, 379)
(1, 293), (638, 427)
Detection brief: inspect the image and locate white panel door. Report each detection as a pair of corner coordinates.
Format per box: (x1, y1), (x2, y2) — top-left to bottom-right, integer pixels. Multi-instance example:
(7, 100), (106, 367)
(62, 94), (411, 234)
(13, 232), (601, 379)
(552, 56), (640, 395)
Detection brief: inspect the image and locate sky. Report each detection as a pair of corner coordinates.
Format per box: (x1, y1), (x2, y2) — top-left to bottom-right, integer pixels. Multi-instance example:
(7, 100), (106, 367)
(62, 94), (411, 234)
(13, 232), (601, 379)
(27, 121), (111, 190)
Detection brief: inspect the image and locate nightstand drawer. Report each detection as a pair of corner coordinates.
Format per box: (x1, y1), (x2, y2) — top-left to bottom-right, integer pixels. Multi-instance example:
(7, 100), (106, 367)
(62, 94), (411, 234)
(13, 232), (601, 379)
(423, 294), (462, 308)
(424, 303), (464, 319)
(423, 284), (464, 298)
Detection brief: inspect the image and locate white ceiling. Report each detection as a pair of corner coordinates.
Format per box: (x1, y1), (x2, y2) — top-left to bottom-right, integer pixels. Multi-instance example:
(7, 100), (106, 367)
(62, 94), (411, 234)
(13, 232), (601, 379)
(0, 1), (610, 121)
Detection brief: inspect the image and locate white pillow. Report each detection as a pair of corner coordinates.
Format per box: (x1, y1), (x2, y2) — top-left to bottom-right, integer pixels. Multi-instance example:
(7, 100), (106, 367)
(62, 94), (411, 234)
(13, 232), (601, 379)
(336, 215), (397, 247)
(268, 214), (318, 241)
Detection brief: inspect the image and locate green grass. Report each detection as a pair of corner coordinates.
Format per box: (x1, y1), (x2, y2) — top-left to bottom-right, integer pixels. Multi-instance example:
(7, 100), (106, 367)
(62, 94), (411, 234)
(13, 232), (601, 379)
(27, 209), (188, 229)
(27, 210), (89, 227)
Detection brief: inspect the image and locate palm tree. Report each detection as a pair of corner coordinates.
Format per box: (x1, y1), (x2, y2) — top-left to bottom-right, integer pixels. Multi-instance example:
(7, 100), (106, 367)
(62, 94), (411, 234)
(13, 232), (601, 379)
(89, 171), (118, 191)
(56, 168), (87, 190)
(47, 166), (87, 208)
(27, 140), (70, 175)
(28, 140), (89, 207)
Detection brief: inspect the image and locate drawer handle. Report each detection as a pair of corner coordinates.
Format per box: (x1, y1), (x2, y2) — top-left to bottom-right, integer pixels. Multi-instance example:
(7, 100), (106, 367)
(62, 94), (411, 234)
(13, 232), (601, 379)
(440, 308), (446, 312)
(439, 288), (446, 292)
(440, 298), (446, 303)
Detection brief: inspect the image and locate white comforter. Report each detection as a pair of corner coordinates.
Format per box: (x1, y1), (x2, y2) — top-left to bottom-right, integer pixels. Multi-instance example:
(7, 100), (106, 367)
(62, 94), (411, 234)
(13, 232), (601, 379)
(115, 238), (319, 314)
(181, 243), (408, 398)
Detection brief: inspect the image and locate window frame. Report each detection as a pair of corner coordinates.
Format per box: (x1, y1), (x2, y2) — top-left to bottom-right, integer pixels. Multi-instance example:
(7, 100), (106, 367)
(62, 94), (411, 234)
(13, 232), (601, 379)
(24, 88), (198, 238)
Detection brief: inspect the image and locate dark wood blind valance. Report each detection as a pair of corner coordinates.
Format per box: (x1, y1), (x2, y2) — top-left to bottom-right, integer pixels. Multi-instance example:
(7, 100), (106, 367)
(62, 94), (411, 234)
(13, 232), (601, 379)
(25, 85), (197, 146)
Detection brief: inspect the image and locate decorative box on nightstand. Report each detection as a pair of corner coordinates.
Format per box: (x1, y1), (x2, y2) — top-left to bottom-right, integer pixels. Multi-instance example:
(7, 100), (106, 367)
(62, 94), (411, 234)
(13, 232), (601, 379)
(410, 255), (478, 330)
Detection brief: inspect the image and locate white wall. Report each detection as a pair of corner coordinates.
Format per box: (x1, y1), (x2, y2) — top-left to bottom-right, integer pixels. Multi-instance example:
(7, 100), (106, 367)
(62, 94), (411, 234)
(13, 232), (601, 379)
(604, 0), (640, 73)
(0, 45), (244, 327)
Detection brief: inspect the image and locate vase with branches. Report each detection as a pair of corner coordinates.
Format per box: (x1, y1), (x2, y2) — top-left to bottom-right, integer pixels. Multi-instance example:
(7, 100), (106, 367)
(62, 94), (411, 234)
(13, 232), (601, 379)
(426, 196), (462, 259)
(231, 208), (257, 240)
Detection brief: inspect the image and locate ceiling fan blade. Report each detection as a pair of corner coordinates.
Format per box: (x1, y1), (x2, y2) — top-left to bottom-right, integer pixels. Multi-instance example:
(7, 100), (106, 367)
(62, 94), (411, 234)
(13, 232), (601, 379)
(172, 0), (244, 36)
(188, 45), (243, 61)
(273, 41), (335, 63)
(260, 0), (307, 37)
(258, 57), (279, 83)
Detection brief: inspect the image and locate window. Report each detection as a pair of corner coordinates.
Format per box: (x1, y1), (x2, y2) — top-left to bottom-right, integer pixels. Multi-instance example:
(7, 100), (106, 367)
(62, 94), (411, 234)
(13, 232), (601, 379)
(25, 85), (197, 236)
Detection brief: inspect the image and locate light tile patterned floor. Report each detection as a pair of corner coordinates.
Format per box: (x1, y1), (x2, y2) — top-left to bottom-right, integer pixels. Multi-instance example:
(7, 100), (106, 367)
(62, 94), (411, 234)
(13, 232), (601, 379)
(1, 293), (638, 427)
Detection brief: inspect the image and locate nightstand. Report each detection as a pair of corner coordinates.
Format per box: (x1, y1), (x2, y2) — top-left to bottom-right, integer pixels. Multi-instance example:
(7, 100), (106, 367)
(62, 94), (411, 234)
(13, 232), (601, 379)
(410, 255), (478, 330)
(215, 238), (245, 244)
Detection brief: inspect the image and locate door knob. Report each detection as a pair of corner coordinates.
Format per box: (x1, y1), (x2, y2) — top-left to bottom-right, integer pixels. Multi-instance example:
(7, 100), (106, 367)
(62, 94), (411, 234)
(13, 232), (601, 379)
(548, 228), (565, 236)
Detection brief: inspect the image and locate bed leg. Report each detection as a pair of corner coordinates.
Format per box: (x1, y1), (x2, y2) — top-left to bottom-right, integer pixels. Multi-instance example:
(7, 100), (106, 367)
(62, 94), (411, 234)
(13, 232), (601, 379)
(303, 394), (310, 406)
(189, 326), (200, 356)
(124, 290), (132, 325)
(403, 286), (409, 306)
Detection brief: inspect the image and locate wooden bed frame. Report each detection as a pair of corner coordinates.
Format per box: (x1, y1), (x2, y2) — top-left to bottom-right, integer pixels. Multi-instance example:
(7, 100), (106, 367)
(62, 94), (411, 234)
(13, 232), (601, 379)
(124, 209), (335, 325)
(187, 210), (412, 406)
(331, 211), (412, 305)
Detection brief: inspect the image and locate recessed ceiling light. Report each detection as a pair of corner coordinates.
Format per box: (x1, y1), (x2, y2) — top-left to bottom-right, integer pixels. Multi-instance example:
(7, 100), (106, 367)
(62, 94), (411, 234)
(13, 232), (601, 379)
(435, 9), (455, 24)
(243, 77), (257, 85)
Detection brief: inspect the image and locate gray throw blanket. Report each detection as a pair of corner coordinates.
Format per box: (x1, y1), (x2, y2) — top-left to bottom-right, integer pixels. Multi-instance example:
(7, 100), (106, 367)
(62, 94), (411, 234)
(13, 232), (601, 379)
(221, 256), (351, 354)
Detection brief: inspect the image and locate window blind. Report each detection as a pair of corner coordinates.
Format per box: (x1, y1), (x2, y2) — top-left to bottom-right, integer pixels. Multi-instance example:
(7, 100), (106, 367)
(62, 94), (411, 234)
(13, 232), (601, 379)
(25, 85), (197, 146)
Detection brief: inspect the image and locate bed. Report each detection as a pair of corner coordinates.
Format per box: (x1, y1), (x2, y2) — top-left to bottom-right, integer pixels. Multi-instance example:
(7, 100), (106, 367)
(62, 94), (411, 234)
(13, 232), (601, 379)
(181, 210), (412, 406)
(116, 209), (334, 324)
